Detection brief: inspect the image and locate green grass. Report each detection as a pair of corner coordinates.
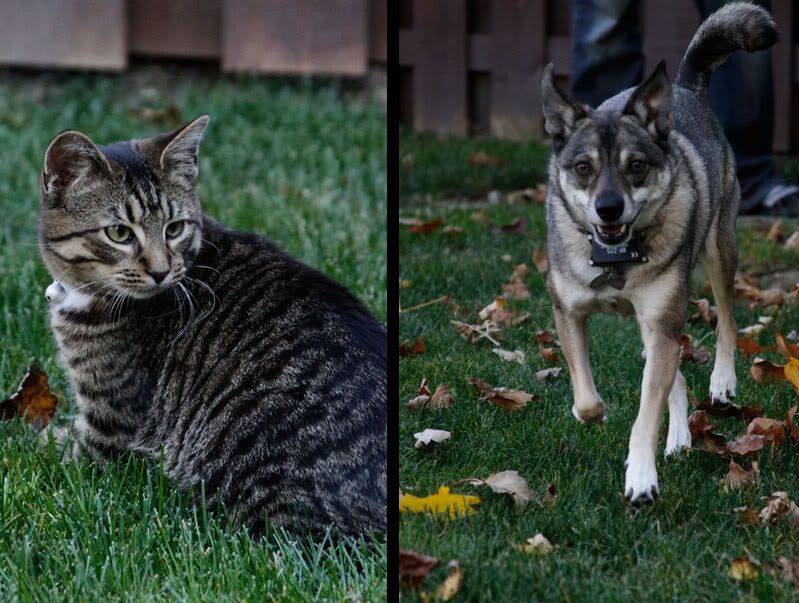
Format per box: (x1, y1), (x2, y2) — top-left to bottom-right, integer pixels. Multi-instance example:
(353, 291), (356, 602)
(0, 70), (385, 601)
(399, 169), (799, 599)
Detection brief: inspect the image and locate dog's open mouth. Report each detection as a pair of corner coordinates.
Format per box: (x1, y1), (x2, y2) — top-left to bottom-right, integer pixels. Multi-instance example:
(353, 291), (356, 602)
(594, 223), (629, 245)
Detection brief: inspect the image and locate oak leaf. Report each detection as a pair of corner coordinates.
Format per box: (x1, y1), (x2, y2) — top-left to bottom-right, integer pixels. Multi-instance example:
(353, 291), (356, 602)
(723, 460), (760, 491)
(746, 417), (785, 444)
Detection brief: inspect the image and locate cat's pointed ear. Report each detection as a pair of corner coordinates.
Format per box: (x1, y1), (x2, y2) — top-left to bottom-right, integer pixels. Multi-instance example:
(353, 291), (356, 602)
(623, 60), (672, 139)
(158, 115), (210, 188)
(42, 130), (113, 198)
(541, 63), (590, 148)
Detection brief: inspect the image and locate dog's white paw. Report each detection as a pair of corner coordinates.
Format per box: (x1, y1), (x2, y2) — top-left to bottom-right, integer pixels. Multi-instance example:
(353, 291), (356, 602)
(665, 414), (691, 458)
(709, 363), (736, 405)
(571, 399), (607, 423)
(624, 453), (659, 506)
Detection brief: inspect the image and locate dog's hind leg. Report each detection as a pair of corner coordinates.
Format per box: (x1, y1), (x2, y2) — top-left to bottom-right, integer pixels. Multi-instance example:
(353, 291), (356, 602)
(665, 369), (690, 457)
(703, 219), (738, 405)
(553, 307), (607, 422)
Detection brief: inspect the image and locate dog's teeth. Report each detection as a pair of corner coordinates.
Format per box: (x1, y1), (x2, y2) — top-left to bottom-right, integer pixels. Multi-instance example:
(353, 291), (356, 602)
(619, 224), (626, 233)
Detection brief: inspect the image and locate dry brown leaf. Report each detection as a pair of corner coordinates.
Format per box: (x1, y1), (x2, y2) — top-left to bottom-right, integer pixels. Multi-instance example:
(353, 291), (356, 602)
(430, 383), (454, 409)
(456, 470), (533, 510)
(533, 183), (547, 202)
(129, 103), (182, 125)
(679, 334), (710, 364)
(513, 534), (554, 555)
(755, 288), (785, 308)
(492, 348), (526, 365)
(534, 367), (562, 381)
(494, 217), (528, 235)
(532, 250), (548, 273)
(759, 491), (799, 524)
(776, 331), (799, 359)
(734, 505), (761, 525)
(750, 358), (786, 384)
(534, 330), (557, 345)
(502, 264), (531, 299)
(443, 225), (465, 236)
(407, 378), (432, 411)
(469, 151), (505, 167)
(767, 220), (785, 243)
(785, 230), (799, 250)
(723, 460), (760, 491)
(414, 429), (451, 449)
(539, 345), (560, 364)
(736, 338), (774, 355)
(451, 320), (501, 345)
(478, 296), (521, 327)
(470, 209), (490, 224)
(399, 550), (439, 589)
(467, 376), (536, 412)
(727, 434), (766, 457)
(730, 558), (760, 581)
(746, 417), (785, 444)
(0, 363), (58, 428)
(694, 400), (762, 421)
(406, 218), (444, 234)
(400, 338), (426, 357)
(688, 410), (728, 454)
(786, 405), (799, 441)
(689, 298), (717, 323)
(776, 557), (799, 585)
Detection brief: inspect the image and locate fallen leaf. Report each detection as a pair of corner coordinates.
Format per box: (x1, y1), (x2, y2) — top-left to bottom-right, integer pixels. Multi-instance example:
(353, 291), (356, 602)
(493, 217), (528, 235)
(400, 279), (413, 289)
(750, 358), (786, 384)
(734, 505), (761, 525)
(759, 491), (799, 524)
(492, 348), (525, 365)
(399, 550), (439, 588)
(430, 383), (454, 409)
(513, 534), (554, 555)
(399, 486), (480, 518)
(679, 334), (710, 364)
(443, 225), (465, 236)
(694, 400), (762, 421)
(746, 417), (785, 444)
(437, 561), (462, 601)
(467, 377), (536, 412)
(469, 151), (505, 167)
(689, 298), (717, 324)
(414, 429), (451, 449)
(727, 434), (766, 457)
(534, 330), (557, 344)
(688, 410), (728, 454)
(739, 323), (766, 337)
(478, 296), (518, 327)
(532, 250), (548, 273)
(785, 357), (799, 393)
(0, 363), (58, 428)
(501, 254), (513, 262)
(759, 316), (774, 326)
(776, 557), (799, 586)
(405, 218), (444, 234)
(539, 346), (559, 364)
(776, 331), (799, 359)
(407, 394), (431, 411)
(452, 320), (502, 345)
(736, 338), (774, 355)
(455, 470), (533, 510)
(767, 220), (785, 243)
(400, 338), (426, 357)
(785, 230), (799, 250)
(786, 406), (799, 441)
(723, 460), (760, 491)
(470, 210), (490, 224)
(755, 288), (785, 308)
(534, 367), (561, 380)
(730, 558), (760, 581)
(502, 264), (531, 299)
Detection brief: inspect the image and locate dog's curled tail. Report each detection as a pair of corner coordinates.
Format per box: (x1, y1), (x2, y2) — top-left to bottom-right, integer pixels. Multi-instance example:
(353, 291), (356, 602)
(676, 1), (777, 96)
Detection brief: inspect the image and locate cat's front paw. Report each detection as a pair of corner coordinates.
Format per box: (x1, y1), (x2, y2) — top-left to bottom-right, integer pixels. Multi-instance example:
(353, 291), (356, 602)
(44, 280), (66, 304)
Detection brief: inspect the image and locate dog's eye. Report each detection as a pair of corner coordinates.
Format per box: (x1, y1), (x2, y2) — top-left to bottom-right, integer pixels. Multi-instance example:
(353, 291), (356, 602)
(575, 161), (592, 176)
(629, 159), (647, 174)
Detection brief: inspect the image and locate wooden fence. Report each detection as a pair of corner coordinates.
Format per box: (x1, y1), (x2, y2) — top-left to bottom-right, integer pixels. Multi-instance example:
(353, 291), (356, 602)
(0, 0), (386, 76)
(399, 0), (796, 152)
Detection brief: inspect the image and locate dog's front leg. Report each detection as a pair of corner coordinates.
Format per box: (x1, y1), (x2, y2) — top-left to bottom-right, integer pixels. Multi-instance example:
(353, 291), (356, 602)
(624, 316), (681, 505)
(553, 306), (607, 422)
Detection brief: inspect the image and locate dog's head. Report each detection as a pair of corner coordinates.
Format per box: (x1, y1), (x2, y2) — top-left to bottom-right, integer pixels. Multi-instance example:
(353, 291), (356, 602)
(541, 61), (673, 247)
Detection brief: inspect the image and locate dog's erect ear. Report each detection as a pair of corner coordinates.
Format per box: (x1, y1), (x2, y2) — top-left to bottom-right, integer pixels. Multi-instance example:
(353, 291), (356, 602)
(624, 61), (672, 139)
(541, 63), (589, 147)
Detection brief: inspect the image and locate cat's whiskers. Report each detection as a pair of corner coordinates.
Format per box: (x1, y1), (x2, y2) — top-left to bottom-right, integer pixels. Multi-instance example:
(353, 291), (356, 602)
(184, 275), (217, 322)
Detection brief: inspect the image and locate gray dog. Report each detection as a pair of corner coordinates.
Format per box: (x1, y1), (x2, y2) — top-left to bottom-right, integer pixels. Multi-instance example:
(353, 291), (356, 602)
(541, 2), (776, 505)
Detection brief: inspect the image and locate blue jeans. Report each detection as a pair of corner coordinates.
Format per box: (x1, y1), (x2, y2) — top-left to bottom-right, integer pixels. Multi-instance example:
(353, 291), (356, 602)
(571, 0), (779, 212)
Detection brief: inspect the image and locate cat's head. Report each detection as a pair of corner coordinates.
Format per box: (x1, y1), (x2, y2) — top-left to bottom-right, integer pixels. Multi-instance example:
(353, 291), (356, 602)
(38, 115), (209, 300)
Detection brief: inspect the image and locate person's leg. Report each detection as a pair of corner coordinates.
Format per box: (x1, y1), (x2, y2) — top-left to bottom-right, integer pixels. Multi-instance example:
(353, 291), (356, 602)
(695, 0), (798, 213)
(571, 0), (644, 108)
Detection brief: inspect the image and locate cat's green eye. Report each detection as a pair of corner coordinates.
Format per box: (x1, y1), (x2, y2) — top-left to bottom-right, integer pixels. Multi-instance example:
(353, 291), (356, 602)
(165, 221), (185, 239)
(105, 224), (134, 244)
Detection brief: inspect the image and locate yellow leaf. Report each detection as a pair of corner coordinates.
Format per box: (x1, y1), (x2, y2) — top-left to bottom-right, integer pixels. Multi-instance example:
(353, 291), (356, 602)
(786, 358), (799, 394)
(513, 533), (554, 555)
(399, 486), (480, 518)
(729, 558), (760, 581)
(438, 561), (463, 601)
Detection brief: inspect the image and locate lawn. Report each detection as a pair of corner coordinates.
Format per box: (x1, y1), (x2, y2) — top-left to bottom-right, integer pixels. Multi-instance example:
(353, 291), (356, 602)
(0, 69), (386, 601)
(399, 131), (799, 601)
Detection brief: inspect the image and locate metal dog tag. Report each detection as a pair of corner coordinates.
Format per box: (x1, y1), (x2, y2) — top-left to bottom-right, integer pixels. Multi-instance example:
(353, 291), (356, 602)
(590, 268), (626, 290)
(588, 234), (648, 268)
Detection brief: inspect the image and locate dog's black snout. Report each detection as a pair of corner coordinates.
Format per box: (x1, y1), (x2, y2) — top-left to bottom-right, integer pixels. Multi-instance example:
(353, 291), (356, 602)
(595, 191), (625, 223)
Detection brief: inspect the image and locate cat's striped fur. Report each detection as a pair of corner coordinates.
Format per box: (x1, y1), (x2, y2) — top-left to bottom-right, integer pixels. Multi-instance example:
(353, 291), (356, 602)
(38, 116), (387, 538)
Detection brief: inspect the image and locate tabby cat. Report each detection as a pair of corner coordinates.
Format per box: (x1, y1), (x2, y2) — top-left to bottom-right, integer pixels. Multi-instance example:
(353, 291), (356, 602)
(37, 116), (386, 538)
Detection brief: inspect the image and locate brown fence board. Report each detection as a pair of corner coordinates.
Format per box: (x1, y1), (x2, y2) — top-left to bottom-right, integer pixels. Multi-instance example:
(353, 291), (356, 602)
(129, 0), (221, 59)
(772, 0), (792, 153)
(0, 0), (126, 70)
(409, 0), (467, 135)
(222, 0), (368, 75)
(369, 0), (387, 62)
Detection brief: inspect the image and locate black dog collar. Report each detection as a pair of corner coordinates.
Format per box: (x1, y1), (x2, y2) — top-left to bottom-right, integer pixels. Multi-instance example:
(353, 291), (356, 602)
(587, 233), (648, 290)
